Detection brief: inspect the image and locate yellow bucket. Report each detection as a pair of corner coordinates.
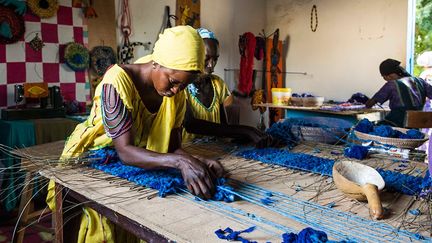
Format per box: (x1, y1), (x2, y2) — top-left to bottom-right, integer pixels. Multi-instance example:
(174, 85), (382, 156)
(271, 88), (291, 105)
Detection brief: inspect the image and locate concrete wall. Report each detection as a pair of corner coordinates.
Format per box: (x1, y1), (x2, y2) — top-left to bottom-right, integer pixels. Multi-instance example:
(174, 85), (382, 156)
(266, 0), (409, 101)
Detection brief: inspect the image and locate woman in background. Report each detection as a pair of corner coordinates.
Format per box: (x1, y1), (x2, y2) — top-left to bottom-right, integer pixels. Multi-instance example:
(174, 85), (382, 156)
(365, 58), (432, 127)
(182, 28), (274, 148)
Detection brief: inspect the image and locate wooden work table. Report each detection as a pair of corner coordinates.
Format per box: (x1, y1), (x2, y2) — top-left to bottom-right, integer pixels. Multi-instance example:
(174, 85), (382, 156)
(254, 103), (389, 122)
(16, 140), (431, 242)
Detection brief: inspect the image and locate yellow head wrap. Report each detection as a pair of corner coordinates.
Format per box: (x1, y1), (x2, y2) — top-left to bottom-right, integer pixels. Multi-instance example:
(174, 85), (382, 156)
(151, 25), (205, 72)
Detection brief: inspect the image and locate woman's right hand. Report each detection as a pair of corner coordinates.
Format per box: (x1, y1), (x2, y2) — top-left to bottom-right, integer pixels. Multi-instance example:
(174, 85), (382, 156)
(174, 154), (215, 199)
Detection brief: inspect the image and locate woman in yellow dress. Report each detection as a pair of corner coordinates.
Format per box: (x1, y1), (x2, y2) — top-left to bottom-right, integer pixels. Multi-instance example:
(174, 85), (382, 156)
(47, 25), (224, 242)
(182, 28), (274, 147)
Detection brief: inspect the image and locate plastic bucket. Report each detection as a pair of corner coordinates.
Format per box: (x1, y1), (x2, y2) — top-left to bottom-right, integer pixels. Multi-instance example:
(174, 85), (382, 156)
(271, 88), (292, 105)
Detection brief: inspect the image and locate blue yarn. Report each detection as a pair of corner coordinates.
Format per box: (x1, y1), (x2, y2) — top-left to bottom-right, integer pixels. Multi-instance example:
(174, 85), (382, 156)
(215, 226), (257, 243)
(260, 197), (274, 205)
(408, 209), (421, 216)
(400, 129), (425, 139)
(370, 125), (396, 137)
(87, 147), (236, 201)
(238, 148), (429, 196)
(282, 227), (330, 243)
(343, 145), (369, 160)
(354, 119), (374, 133)
(355, 119), (425, 139)
(238, 148), (334, 176)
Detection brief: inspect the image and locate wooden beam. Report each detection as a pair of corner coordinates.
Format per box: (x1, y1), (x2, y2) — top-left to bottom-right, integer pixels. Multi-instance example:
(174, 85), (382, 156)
(405, 111), (432, 128)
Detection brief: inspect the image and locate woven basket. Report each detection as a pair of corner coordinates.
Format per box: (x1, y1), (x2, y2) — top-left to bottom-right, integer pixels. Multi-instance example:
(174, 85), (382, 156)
(353, 128), (429, 149)
(289, 117), (352, 144)
(292, 126), (346, 144)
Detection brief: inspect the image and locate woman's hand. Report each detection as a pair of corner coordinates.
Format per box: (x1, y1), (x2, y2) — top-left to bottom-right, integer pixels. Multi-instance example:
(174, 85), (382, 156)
(174, 154), (215, 199)
(243, 127), (276, 148)
(195, 156), (226, 178)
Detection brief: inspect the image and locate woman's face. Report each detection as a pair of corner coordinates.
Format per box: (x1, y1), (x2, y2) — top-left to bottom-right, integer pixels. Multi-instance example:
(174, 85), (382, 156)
(203, 39), (219, 75)
(151, 64), (198, 97)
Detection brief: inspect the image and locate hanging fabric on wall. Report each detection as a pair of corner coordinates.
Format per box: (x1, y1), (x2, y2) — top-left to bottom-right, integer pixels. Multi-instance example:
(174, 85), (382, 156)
(266, 29), (283, 125)
(27, 0), (59, 18)
(175, 0), (200, 28)
(238, 32), (256, 95)
(0, 5), (24, 44)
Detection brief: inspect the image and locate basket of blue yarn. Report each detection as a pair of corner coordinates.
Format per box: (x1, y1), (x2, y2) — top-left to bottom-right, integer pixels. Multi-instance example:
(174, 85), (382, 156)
(353, 119), (428, 149)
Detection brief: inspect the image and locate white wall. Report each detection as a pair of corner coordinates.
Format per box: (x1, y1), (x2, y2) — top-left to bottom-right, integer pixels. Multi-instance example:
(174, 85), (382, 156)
(266, 0), (408, 101)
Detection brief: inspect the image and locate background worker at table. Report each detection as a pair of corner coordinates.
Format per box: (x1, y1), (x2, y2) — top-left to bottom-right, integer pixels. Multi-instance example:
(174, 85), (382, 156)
(182, 28), (274, 148)
(365, 58), (432, 127)
(47, 26), (224, 243)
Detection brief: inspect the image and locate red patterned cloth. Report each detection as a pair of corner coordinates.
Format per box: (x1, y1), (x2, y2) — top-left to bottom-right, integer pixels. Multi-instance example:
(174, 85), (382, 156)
(238, 32), (256, 95)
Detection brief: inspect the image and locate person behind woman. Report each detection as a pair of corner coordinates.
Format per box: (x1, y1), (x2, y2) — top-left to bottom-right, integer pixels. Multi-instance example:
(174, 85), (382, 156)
(182, 28), (274, 147)
(365, 58), (432, 127)
(48, 25), (224, 242)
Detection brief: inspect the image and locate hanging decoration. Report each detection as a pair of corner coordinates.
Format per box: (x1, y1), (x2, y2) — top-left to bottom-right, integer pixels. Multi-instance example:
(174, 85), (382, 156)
(0, 0), (27, 15)
(118, 0), (151, 64)
(90, 46), (117, 76)
(175, 0), (200, 28)
(64, 42), (90, 71)
(27, 0), (59, 18)
(82, 0), (97, 18)
(310, 5), (318, 32)
(238, 32), (256, 95)
(0, 5), (24, 44)
(29, 33), (44, 51)
(266, 29), (283, 126)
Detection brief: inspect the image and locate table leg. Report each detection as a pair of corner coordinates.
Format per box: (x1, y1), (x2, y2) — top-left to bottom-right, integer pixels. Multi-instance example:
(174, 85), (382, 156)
(53, 183), (63, 243)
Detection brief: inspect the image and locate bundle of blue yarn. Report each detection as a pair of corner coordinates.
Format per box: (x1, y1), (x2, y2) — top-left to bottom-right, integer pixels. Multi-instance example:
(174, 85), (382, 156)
(215, 226), (349, 243)
(354, 119), (424, 139)
(87, 147), (236, 201)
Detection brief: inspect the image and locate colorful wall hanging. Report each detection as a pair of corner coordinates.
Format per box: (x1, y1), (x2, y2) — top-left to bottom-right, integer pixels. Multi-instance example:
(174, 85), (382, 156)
(27, 0), (59, 19)
(175, 0), (200, 28)
(0, 0), (90, 108)
(266, 29), (283, 126)
(0, 6), (25, 44)
(90, 46), (116, 76)
(64, 42), (89, 71)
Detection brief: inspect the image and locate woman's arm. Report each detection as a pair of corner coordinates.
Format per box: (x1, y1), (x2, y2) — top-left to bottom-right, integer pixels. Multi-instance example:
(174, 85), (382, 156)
(102, 84), (216, 198)
(184, 103), (274, 148)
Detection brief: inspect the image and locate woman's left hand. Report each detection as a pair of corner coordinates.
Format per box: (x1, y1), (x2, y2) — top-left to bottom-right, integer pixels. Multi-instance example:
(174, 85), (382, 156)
(200, 157), (226, 178)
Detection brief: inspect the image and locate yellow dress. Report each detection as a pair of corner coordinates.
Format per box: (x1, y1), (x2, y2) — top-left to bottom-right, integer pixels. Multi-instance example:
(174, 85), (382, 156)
(47, 64), (186, 242)
(182, 74), (230, 142)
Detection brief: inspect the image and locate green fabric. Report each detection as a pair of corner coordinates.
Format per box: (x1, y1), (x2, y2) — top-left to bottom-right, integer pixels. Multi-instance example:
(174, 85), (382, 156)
(0, 120), (35, 211)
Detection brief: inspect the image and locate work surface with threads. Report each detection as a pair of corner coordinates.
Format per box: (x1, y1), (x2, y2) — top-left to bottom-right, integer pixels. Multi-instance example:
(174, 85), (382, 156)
(17, 140), (431, 242)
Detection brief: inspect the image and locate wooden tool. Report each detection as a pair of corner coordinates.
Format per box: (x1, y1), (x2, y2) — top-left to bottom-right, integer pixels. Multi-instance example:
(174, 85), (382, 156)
(333, 160), (385, 219)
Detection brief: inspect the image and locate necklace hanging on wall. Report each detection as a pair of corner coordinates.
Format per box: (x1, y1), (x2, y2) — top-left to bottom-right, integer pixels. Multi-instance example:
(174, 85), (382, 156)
(310, 4), (318, 32)
(29, 33), (44, 51)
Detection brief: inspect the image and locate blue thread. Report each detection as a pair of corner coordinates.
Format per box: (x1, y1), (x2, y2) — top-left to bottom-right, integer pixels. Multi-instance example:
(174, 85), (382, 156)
(408, 209), (421, 216)
(327, 202), (336, 208)
(87, 147), (235, 201)
(237, 148), (429, 196)
(354, 119), (374, 133)
(343, 145), (369, 160)
(215, 226), (257, 243)
(187, 83), (199, 96)
(282, 227), (329, 243)
(260, 197), (275, 205)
